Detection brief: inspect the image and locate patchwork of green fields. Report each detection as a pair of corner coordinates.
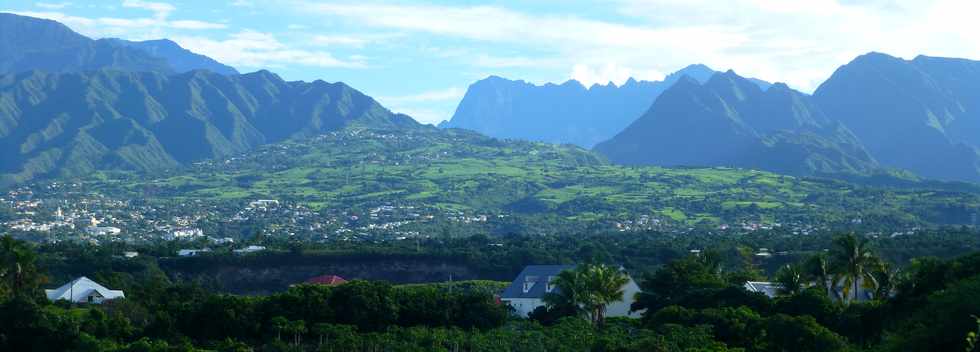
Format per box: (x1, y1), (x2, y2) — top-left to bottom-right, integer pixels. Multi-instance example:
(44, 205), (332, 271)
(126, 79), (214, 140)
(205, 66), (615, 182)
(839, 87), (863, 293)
(81, 127), (980, 228)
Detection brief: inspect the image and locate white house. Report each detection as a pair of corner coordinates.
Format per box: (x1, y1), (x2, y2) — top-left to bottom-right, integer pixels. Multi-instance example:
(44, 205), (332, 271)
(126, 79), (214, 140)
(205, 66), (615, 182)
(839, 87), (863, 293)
(167, 227), (203, 240)
(84, 226), (121, 236)
(499, 265), (643, 318)
(743, 279), (876, 302)
(233, 245), (266, 254)
(45, 277), (124, 304)
(178, 248), (211, 257)
(743, 281), (783, 298)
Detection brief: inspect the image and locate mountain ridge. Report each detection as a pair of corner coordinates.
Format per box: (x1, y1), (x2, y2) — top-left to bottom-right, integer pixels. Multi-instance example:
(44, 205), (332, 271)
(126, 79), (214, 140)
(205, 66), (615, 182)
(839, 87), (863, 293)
(440, 64), (769, 148)
(0, 69), (418, 186)
(594, 70), (880, 177)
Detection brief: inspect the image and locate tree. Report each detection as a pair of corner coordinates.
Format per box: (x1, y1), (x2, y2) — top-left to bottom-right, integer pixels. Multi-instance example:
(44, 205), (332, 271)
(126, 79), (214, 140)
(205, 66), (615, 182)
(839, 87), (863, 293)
(775, 263), (806, 296)
(546, 264), (629, 328)
(270, 316), (288, 342)
(805, 254), (836, 299)
(289, 320), (305, 346)
(830, 234), (879, 304)
(869, 259), (899, 300)
(543, 268), (587, 319)
(0, 235), (44, 301)
(581, 264), (629, 327)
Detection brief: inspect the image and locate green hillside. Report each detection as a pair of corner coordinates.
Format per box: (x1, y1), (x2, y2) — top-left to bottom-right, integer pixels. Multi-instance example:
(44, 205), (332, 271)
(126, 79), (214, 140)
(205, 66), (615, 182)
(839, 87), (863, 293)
(71, 126), (980, 230)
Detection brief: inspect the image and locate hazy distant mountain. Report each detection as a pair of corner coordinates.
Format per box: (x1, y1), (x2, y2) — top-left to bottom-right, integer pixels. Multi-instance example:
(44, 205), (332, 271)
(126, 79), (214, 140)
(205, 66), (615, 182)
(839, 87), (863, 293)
(594, 71), (879, 176)
(813, 52), (980, 182)
(0, 69), (417, 185)
(441, 64), (770, 148)
(0, 13), (235, 75)
(105, 38), (239, 75)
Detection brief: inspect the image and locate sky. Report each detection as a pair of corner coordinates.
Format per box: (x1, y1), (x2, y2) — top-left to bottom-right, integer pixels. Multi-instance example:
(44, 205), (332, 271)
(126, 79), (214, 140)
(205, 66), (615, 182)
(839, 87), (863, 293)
(5, 0), (980, 124)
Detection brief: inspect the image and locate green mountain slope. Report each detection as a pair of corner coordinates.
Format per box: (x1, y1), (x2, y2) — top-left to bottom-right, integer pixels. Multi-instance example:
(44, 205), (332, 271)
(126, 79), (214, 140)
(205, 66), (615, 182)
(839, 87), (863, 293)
(0, 69), (418, 186)
(593, 72), (879, 177)
(71, 126), (980, 229)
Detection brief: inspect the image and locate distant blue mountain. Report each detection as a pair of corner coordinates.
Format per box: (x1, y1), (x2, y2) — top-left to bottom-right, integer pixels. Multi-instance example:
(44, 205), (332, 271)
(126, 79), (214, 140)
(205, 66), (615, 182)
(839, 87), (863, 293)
(441, 64), (770, 148)
(594, 70), (878, 176)
(813, 52), (980, 182)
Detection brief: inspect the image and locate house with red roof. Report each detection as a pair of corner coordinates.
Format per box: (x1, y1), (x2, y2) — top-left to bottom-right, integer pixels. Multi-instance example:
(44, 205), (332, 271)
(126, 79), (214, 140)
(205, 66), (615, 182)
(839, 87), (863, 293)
(305, 275), (347, 286)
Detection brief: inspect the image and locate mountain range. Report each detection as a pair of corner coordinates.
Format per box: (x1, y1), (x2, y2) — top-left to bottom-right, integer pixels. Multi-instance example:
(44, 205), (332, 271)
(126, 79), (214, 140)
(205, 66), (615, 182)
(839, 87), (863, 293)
(594, 71), (879, 176)
(440, 65), (770, 148)
(0, 12), (417, 186)
(0, 13), (236, 75)
(0, 69), (416, 185)
(813, 52), (980, 181)
(4, 12), (980, 186)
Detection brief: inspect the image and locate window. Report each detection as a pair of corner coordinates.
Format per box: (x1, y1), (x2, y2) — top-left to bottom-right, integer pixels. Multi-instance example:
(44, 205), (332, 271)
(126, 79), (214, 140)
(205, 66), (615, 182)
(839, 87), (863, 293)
(546, 276), (557, 292)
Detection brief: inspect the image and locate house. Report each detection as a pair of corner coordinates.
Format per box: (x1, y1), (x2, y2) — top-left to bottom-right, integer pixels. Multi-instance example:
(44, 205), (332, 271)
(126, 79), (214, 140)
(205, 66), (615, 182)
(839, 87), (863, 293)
(84, 226), (121, 236)
(743, 279), (877, 302)
(177, 248), (211, 257)
(743, 281), (783, 298)
(499, 265), (643, 318)
(122, 251), (139, 258)
(305, 275), (348, 286)
(45, 277), (124, 304)
(167, 227), (203, 240)
(233, 245), (266, 254)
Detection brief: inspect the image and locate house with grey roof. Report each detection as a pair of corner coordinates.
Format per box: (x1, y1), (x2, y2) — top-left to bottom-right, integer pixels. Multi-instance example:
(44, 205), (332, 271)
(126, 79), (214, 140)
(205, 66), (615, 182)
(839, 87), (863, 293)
(499, 265), (643, 318)
(743, 281), (782, 298)
(45, 277), (125, 304)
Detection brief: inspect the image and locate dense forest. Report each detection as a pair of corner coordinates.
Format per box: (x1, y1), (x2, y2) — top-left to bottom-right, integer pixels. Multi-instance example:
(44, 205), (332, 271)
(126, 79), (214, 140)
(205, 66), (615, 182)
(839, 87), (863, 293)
(2, 231), (980, 351)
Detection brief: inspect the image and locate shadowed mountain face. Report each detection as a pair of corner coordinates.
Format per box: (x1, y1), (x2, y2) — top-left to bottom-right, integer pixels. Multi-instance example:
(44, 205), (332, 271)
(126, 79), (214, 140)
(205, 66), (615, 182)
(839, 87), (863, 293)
(813, 52), (980, 181)
(594, 71), (879, 177)
(0, 70), (418, 185)
(440, 64), (769, 148)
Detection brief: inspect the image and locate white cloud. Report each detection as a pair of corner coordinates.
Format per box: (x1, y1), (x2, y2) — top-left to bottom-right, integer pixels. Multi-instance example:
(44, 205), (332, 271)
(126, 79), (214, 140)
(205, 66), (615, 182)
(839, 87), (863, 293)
(172, 30), (367, 69)
(379, 87), (465, 104)
(385, 106), (451, 125)
(35, 2), (71, 10)
(571, 63), (665, 87)
(169, 20), (227, 30)
(311, 35), (369, 48)
(376, 87), (467, 124)
(7, 4), (229, 40)
(121, 0), (174, 20)
(303, 0), (980, 92)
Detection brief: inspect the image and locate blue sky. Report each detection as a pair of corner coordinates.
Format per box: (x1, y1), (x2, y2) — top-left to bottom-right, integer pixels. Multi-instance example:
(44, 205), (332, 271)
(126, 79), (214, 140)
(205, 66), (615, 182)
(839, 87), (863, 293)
(5, 0), (980, 124)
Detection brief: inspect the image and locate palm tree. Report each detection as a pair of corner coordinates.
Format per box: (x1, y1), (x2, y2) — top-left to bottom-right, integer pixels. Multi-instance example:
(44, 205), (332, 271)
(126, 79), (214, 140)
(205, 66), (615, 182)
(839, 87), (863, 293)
(805, 253), (836, 299)
(313, 322), (331, 348)
(290, 320), (306, 346)
(584, 264), (629, 327)
(830, 234), (879, 304)
(869, 259), (899, 300)
(775, 263), (806, 296)
(545, 264), (630, 328)
(543, 268), (587, 318)
(269, 316), (288, 341)
(0, 235), (43, 300)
